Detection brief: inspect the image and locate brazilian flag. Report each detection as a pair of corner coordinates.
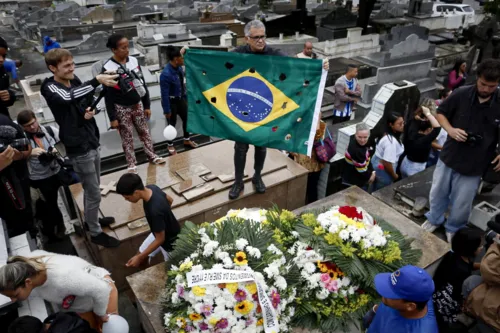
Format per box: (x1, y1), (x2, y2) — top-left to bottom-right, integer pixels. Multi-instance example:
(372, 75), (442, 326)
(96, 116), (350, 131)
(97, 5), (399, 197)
(185, 49), (326, 155)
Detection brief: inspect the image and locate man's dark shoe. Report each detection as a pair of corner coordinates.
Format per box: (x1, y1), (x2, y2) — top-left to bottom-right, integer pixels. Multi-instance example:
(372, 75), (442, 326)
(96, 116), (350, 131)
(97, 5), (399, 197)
(252, 175), (266, 194)
(99, 217), (115, 227)
(229, 182), (244, 200)
(91, 233), (121, 248)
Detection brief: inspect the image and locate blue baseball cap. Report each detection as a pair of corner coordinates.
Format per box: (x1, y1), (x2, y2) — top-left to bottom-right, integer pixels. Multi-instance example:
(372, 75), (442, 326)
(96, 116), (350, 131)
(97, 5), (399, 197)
(374, 265), (435, 302)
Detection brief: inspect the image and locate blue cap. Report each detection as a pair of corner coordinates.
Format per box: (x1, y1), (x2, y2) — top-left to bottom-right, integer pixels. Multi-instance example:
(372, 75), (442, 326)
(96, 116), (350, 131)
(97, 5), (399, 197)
(374, 265), (435, 302)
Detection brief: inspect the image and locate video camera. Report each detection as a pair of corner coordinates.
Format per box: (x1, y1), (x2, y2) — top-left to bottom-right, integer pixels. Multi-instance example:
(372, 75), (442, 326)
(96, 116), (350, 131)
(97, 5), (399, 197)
(37, 146), (65, 167)
(0, 125), (30, 153)
(464, 132), (483, 147)
(115, 66), (146, 97)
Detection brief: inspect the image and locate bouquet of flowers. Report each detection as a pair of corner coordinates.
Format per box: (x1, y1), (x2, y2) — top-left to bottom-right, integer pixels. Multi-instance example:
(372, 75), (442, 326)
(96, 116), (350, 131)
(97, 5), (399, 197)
(163, 220), (298, 333)
(215, 208), (269, 224)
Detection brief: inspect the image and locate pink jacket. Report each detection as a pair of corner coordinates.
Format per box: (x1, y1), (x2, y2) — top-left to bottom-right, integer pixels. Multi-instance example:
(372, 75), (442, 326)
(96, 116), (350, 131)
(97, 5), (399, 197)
(448, 70), (464, 90)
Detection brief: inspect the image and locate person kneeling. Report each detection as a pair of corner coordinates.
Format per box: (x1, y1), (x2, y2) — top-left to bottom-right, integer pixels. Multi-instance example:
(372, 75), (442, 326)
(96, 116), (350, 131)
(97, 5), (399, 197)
(116, 174), (181, 267)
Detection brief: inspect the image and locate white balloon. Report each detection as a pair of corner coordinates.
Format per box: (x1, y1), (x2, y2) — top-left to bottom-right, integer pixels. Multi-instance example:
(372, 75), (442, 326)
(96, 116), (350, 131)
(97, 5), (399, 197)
(102, 315), (129, 333)
(163, 125), (177, 141)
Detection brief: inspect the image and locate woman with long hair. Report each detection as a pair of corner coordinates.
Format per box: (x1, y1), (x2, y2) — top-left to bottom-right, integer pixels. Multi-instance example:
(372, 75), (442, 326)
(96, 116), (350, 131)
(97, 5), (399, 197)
(103, 34), (165, 173)
(448, 59), (467, 91)
(0, 251), (126, 332)
(371, 113), (405, 191)
(342, 122), (375, 191)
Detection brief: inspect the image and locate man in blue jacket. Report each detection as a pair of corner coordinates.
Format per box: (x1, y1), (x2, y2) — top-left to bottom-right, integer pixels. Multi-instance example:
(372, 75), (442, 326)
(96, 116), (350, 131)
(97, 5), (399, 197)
(43, 36), (61, 54)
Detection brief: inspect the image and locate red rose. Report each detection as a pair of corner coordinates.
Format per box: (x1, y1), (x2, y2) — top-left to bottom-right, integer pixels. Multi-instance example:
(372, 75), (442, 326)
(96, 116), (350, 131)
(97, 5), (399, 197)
(338, 206), (363, 220)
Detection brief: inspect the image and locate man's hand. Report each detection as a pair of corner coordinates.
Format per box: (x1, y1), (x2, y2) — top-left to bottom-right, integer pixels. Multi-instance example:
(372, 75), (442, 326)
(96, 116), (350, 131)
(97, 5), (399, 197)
(144, 109), (151, 119)
(84, 107), (95, 120)
(110, 120), (119, 129)
(448, 127), (468, 142)
(31, 147), (45, 157)
(322, 59), (329, 71)
(0, 90), (10, 101)
(492, 155), (500, 172)
(180, 46), (188, 56)
(0, 146), (14, 170)
(96, 74), (119, 87)
(126, 254), (145, 268)
(164, 113), (171, 119)
(368, 171), (376, 184)
(100, 314), (110, 323)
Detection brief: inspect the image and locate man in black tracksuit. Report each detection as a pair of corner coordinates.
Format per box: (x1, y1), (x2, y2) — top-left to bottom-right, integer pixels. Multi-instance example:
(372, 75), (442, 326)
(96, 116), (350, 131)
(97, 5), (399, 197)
(40, 48), (121, 248)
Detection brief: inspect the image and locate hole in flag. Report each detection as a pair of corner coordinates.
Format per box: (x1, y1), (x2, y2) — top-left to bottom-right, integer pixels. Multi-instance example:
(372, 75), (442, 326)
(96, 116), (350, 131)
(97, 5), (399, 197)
(249, 68), (256, 73)
(225, 62), (234, 70)
(281, 102), (287, 110)
(196, 100), (201, 104)
(272, 126), (278, 132)
(279, 73), (287, 81)
(211, 97), (217, 103)
(303, 80), (310, 87)
(210, 115), (215, 119)
(202, 70), (206, 75)
(285, 134), (292, 141)
(242, 111), (249, 116)
(297, 117), (302, 122)
(296, 91), (302, 96)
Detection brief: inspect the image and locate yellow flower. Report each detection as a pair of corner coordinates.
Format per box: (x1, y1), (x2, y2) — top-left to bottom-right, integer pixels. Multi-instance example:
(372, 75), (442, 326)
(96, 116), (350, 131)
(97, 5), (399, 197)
(226, 283), (238, 294)
(208, 317), (219, 326)
(314, 226), (325, 235)
(235, 300), (254, 315)
(302, 213), (318, 227)
(234, 251), (248, 266)
(179, 261), (193, 272)
(257, 318), (264, 326)
(176, 318), (187, 328)
(189, 313), (202, 321)
(192, 286), (206, 297)
(246, 283), (257, 295)
(317, 261), (328, 273)
(279, 210), (295, 222)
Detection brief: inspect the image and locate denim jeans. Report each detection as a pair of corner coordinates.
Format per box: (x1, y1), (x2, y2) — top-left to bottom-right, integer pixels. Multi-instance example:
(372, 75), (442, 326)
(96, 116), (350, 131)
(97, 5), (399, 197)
(427, 149), (440, 167)
(70, 149), (102, 236)
(400, 156), (426, 178)
(425, 159), (481, 233)
(371, 155), (394, 191)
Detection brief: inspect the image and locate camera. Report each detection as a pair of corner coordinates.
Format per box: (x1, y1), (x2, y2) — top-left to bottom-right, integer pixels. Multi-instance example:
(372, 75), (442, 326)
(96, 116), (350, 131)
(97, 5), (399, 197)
(116, 67), (135, 94)
(0, 138), (30, 153)
(38, 146), (65, 167)
(464, 132), (483, 147)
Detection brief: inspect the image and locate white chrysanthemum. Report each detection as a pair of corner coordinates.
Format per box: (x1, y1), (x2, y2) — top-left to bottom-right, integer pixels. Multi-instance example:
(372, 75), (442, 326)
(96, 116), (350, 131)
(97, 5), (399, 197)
(215, 249), (230, 260)
(212, 263), (224, 270)
(175, 274), (183, 283)
(235, 238), (249, 250)
(263, 263), (280, 278)
(247, 246), (261, 259)
(222, 257), (233, 268)
(341, 289), (348, 296)
(348, 286), (355, 295)
(351, 231), (362, 243)
(316, 288), (329, 300)
(203, 240), (219, 256)
(190, 253), (199, 259)
(303, 262), (316, 274)
(267, 244), (283, 255)
(339, 229), (350, 240)
(274, 275), (288, 290)
(291, 231), (299, 238)
(198, 228), (206, 235)
(341, 277), (351, 287)
(191, 264), (203, 272)
(328, 224), (339, 234)
(363, 239), (373, 248)
(171, 292), (180, 304)
(170, 265), (179, 271)
(164, 312), (172, 326)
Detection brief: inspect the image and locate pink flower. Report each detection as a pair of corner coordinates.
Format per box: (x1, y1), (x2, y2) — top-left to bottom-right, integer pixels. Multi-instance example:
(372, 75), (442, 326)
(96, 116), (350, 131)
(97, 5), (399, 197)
(326, 280), (339, 292)
(271, 291), (281, 309)
(320, 273), (330, 283)
(201, 304), (212, 316)
(234, 289), (247, 302)
(176, 285), (185, 298)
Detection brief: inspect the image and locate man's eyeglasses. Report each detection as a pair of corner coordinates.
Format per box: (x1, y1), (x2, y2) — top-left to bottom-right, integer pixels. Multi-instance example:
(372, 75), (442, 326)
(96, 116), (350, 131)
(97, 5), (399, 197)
(248, 35), (266, 41)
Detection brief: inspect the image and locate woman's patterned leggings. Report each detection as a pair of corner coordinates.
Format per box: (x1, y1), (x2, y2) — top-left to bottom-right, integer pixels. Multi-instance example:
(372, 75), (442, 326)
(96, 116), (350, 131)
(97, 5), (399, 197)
(115, 102), (157, 168)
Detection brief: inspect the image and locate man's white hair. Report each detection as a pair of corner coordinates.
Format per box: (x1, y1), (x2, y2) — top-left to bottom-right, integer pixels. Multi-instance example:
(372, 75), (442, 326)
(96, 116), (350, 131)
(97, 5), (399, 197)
(244, 20), (266, 37)
(356, 122), (370, 133)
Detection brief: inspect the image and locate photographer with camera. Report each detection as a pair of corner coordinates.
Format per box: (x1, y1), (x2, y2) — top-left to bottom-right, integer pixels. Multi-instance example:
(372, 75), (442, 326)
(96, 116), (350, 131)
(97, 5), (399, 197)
(17, 110), (67, 243)
(40, 48), (120, 248)
(103, 34), (164, 174)
(422, 59), (500, 243)
(0, 113), (33, 238)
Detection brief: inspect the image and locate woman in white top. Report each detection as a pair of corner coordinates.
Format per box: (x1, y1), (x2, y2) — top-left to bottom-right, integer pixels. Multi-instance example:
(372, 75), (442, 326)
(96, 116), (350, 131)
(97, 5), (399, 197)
(371, 113), (405, 191)
(0, 250), (127, 332)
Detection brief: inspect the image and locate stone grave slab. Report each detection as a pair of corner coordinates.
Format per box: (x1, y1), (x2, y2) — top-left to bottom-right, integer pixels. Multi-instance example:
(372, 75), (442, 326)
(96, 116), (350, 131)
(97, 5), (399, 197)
(175, 163), (211, 180)
(128, 186), (449, 333)
(393, 166), (435, 208)
(171, 175), (205, 194)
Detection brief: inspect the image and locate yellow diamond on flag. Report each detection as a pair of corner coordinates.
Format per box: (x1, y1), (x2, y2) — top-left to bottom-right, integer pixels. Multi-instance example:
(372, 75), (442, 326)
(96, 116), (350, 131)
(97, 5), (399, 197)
(202, 68), (300, 132)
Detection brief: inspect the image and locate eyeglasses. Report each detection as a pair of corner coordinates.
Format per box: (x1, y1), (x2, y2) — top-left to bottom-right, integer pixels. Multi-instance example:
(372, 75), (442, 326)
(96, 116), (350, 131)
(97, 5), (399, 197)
(248, 35), (266, 41)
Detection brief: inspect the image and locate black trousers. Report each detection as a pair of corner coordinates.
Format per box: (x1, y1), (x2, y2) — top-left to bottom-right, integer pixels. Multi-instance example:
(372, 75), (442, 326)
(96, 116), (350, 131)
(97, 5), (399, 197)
(0, 172), (34, 237)
(306, 170), (321, 204)
(234, 142), (266, 183)
(31, 174), (65, 237)
(168, 98), (190, 144)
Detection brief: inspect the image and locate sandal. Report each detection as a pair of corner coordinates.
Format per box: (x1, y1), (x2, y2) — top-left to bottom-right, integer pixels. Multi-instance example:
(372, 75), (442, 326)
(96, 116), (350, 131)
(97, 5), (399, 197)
(127, 166), (138, 174)
(168, 145), (177, 155)
(152, 157), (166, 164)
(184, 139), (199, 148)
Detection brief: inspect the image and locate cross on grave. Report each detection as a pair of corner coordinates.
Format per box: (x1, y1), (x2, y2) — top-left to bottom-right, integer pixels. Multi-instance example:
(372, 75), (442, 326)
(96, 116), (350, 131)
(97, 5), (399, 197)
(100, 181), (116, 196)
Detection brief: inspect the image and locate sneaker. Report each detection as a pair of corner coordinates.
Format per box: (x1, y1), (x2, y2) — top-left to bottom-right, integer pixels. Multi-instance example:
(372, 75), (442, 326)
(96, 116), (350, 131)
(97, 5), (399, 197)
(229, 182), (244, 200)
(252, 175), (266, 194)
(421, 220), (438, 233)
(91, 233), (121, 248)
(99, 217), (115, 227)
(151, 157), (166, 165)
(168, 145), (177, 155)
(446, 232), (455, 243)
(127, 166), (138, 174)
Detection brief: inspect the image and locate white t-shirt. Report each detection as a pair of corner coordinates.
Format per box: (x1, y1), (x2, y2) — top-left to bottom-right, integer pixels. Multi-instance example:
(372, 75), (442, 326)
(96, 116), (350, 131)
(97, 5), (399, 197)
(436, 128), (448, 149)
(375, 135), (404, 169)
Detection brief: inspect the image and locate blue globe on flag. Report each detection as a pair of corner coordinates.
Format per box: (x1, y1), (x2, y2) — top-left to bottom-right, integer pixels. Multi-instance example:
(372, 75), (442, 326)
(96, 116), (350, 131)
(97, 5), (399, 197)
(226, 76), (273, 123)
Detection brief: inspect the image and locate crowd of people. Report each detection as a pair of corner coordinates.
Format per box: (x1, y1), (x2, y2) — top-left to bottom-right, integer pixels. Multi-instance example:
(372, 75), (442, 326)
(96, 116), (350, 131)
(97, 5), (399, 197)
(0, 18), (499, 333)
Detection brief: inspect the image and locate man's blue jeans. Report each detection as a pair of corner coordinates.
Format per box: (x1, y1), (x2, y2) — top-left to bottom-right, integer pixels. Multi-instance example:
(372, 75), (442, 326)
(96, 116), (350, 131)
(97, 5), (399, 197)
(425, 160), (481, 233)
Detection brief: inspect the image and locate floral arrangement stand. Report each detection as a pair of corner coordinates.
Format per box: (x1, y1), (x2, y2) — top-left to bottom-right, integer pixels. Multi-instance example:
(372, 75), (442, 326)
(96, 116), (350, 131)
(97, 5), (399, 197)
(70, 140), (309, 290)
(127, 187), (449, 333)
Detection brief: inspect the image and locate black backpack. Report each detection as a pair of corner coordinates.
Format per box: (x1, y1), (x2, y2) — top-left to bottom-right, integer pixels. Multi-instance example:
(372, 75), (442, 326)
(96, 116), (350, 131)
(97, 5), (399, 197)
(44, 312), (98, 333)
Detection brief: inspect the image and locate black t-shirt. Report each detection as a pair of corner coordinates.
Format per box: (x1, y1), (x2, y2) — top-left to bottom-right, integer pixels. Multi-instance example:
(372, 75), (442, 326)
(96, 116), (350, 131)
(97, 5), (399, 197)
(143, 184), (180, 252)
(438, 85), (500, 176)
(406, 125), (441, 163)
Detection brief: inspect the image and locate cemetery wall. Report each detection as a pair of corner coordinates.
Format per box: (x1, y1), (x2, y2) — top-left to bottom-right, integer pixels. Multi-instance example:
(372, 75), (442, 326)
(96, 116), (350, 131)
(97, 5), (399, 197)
(314, 28), (380, 59)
